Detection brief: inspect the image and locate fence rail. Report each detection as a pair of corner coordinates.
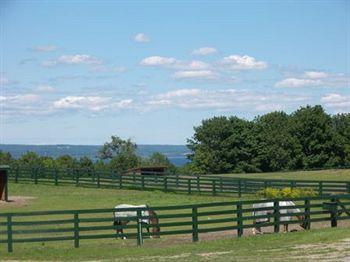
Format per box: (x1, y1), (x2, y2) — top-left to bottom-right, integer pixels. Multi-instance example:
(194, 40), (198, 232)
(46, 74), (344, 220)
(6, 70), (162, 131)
(7, 167), (350, 196)
(1, 194), (349, 252)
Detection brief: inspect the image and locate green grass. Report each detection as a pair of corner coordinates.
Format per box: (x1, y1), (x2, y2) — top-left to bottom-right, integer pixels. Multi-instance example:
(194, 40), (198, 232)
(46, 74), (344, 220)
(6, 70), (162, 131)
(1, 182), (349, 261)
(2, 182), (240, 213)
(1, 226), (349, 261)
(204, 168), (350, 181)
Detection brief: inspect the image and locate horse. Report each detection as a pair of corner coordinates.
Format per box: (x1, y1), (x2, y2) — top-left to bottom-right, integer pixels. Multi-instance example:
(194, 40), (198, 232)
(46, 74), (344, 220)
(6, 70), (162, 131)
(252, 201), (307, 234)
(113, 204), (160, 239)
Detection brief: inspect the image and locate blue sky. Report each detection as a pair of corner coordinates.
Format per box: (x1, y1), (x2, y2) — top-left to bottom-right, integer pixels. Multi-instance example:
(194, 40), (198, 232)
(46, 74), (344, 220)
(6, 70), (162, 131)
(1, 0), (349, 145)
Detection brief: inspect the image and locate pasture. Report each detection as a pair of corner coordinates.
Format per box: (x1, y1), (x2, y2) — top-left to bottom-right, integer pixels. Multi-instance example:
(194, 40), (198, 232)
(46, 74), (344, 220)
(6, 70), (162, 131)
(207, 168), (350, 181)
(1, 181), (350, 260)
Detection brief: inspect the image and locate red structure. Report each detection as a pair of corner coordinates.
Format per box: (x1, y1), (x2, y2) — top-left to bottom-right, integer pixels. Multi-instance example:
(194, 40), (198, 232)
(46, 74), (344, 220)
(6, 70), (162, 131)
(127, 166), (166, 176)
(0, 165), (9, 201)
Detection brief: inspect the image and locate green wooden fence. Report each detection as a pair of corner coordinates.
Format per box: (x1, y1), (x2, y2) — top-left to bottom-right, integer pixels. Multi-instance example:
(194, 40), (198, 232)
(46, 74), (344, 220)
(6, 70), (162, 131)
(1, 194), (349, 253)
(7, 167), (350, 196)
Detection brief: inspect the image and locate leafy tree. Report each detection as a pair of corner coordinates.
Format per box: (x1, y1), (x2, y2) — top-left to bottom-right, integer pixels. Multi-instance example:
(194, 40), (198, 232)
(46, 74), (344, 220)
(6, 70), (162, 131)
(55, 155), (78, 170)
(331, 113), (350, 166)
(78, 156), (94, 170)
(290, 105), (334, 168)
(253, 112), (302, 171)
(18, 152), (42, 167)
(0, 151), (13, 165)
(142, 152), (177, 174)
(188, 116), (257, 174)
(99, 135), (140, 173)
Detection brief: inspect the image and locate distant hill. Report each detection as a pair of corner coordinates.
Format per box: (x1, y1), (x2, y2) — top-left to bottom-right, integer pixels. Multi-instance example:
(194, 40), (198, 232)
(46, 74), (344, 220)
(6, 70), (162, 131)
(0, 144), (191, 166)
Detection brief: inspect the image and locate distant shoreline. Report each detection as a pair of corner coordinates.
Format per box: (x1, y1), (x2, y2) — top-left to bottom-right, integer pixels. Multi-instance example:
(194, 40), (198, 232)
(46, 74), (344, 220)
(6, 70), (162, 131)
(0, 144), (191, 167)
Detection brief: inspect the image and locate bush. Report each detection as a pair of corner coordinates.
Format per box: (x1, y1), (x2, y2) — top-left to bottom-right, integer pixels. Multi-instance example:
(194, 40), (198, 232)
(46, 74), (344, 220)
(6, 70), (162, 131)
(256, 187), (317, 198)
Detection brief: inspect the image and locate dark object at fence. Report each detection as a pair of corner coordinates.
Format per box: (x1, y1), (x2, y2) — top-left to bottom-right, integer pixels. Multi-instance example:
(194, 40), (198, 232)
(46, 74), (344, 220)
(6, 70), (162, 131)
(0, 165), (9, 201)
(127, 166), (166, 176)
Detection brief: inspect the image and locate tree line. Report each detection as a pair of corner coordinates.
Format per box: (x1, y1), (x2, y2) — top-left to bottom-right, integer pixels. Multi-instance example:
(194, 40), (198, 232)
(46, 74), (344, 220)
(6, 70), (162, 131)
(0, 136), (177, 174)
(186, 105), (350, 174)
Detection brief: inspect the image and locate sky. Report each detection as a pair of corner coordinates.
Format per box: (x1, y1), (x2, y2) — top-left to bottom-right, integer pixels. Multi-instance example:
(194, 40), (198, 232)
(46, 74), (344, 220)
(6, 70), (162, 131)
(0, 0), (349, 145)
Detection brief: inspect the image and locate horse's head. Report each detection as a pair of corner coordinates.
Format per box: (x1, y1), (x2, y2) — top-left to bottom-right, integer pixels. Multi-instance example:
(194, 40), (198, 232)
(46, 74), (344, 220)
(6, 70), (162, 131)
(148, 209), (160, 238)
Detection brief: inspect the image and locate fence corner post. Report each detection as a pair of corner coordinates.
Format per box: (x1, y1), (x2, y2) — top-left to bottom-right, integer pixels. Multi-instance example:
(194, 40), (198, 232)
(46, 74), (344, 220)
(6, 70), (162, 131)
(192, 207), (199, 242)
(330, 197), (338, 228)
(304, 199), (311, 230)
(136, 210), (143, 245)
(7, 214), (13, 253)
(236, 202), (243, 237)
(74, 212), (80, 248)
(273, 201), (280, 233)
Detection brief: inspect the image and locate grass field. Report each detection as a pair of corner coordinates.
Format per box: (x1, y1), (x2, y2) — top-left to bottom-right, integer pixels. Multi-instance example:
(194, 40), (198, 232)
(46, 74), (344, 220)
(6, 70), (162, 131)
(204, 168), (350, 181)
(1, 180), (349, 261)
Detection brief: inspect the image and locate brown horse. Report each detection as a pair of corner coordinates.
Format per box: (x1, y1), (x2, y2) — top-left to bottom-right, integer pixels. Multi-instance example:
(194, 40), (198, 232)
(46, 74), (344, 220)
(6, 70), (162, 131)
(113, 204), (160, 239)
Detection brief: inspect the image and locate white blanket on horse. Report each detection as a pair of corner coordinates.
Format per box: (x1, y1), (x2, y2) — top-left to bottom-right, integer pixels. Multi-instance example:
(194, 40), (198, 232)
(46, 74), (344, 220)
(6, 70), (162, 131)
(114, 204), (150, 224)
(253, 201), (301, 222)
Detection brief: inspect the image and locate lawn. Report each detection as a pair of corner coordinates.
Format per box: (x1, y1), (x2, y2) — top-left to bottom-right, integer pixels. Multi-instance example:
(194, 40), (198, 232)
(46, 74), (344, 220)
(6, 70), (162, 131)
(203, 168), (350, 181)
(1, 226), (349, 261)
(0, 182), (349, 261)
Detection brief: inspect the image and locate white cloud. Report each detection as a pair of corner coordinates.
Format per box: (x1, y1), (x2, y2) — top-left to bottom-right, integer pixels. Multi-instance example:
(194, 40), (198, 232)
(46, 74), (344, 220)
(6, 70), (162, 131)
(140, 56), (177, 66)
(0, 75), (19, 86)
(35, 85), (55, 93)
(140, 56), (209, 70)
(32, 45), (57, 52)
(275, 78), (323, 88)
(134, 33), (150, 43)
(304, 71), (328, 79)
(173, 70), (218, 79)
(53, 96), (134, 112)
(146, 88), (306, 111)
(276, 70), (349, 88)
(192, 47), (217, 56)
(90, 65), (127, 73)
(53, 96), (111, 111)
(321, 93), (350, 112)
(220, 55), (268, 70)
(42, 54), (103, 67)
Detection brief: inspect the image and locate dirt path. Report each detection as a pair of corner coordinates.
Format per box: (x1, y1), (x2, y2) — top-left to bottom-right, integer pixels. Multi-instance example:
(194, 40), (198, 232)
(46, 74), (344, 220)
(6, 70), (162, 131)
(0, 196), (36, 208)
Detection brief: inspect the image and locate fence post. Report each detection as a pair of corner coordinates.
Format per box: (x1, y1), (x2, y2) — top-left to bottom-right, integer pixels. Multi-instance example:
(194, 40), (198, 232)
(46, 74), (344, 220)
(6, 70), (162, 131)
(347, 182), (350, 194)
(273, 201), (280, 233)
(164, 177), (168, 192)
(212, 180), (216, 195)
(304, 199), (311, 230)
(318, 181), (323, 195)
(330, 197), (338, 228)
(15, 168), (19, 183)
(74, 212), (79, 248)
(192, 207), (199, 242)
(136, 210), (143, 245)
(236, 202), (243, 237)
(176, 175), (179, 188)
(238, 180), (242, 197)
(75, 169), (79, 186)
(196, 176), (200, 192)
(119, 174), (123, 189)
(7, 214), (13, 253)
(54, 168), (58, 186)
(219, 178), (223, 192)
(97, 171), (100, 188)
(141, 176), (145, 190)
(188, 179), (192, 194)
(34, 168), (38, 184)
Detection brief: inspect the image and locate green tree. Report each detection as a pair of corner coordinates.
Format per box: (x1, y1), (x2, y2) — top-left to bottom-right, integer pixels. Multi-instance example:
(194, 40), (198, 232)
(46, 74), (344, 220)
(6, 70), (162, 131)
(253, 111), (302, 171)
(99, 135), (140, 173)
(331, 113), (350, 166)
(18, 152), (42, 167)
(188, 116), (257, 174)
(0, 151), (13, 165)
(142, 152), (177, 174)
(288, 105), (334, 168)
(55, 155), (78, 170)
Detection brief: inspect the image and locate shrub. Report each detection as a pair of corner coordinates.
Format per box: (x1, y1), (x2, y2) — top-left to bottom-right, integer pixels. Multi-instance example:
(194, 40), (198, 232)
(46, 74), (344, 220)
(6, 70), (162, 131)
(257, 187), (317, 198)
